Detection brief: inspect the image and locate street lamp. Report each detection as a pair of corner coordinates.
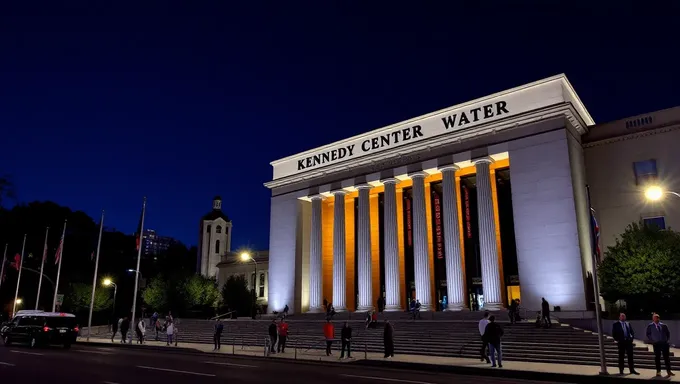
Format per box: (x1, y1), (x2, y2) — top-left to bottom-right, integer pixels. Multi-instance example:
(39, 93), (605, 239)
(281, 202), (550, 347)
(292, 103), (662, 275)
(645, 185), (680, 201)
(103, 278), (118, 320)
(15, 299), (22, 305)
(240, 252), (258, 306)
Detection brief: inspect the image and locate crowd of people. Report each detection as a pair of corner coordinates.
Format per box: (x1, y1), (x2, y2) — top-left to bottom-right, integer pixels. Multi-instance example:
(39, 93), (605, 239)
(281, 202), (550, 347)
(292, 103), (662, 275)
(110, 311), (178, 346)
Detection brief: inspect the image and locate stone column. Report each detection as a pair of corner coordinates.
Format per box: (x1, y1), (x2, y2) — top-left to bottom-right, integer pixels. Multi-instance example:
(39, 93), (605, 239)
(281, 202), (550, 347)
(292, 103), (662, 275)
(474, 158), (503, 310)
(332, 190), (347, 311)
(382, 178), (402, 311)
(357, 185), (373, 311)
(410, 172), (433, 311)
(308, 195), (323, 313)
(439, 165), (466, 310)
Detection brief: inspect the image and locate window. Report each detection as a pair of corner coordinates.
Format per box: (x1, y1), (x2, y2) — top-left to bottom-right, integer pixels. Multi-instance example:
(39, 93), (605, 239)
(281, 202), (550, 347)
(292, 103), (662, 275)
(643, 216), (666, 229)
(259, 273), (265, 286)
(216, 226), (222, 234)
(259, 286), (265, 297)
(215, 240), (220, 253)
(633, 160), (658, 185)
(206, 225), (211, 233)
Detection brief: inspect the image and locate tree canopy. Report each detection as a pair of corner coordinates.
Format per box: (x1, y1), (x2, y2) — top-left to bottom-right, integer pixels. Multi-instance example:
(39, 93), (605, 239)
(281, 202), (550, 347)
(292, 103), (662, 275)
(142, 274), (220, 317)
(221, 275), (254, 318)
(63, 283), (113, 315)
(599, 221), (680, 315)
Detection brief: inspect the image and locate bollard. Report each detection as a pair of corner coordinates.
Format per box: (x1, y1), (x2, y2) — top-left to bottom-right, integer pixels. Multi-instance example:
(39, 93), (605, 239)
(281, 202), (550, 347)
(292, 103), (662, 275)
(232, 339), (235, 355)
(364, 343), (367, 360)
(294, 339), (297, 360)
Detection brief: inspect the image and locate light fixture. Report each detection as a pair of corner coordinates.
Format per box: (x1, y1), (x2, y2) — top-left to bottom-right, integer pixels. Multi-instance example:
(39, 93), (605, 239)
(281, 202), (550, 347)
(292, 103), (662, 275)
(645, 185), (664, 201)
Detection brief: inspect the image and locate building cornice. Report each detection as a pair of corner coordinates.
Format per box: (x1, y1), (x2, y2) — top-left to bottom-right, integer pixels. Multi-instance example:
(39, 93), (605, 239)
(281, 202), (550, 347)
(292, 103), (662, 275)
(583, 124), (680, 148)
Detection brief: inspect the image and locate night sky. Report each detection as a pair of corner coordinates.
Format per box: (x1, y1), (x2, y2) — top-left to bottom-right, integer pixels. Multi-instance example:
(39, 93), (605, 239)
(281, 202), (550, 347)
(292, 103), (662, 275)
(1, 2), (678, 250)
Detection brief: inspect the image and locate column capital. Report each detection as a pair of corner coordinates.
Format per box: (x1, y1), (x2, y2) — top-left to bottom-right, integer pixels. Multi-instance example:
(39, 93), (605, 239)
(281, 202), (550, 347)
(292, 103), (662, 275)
(408, 171), (428, 179)
(330, 189), (347, 196)
(381, 178), (399, 185)
(356, 183), (373, 190)
(438, 164), (460, 172)
(309, 194), (324, 201)
(472, 156), (495, 166)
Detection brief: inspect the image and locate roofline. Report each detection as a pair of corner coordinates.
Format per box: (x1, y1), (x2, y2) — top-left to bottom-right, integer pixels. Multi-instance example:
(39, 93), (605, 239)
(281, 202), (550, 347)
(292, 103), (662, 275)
(269, 74), (579, 166)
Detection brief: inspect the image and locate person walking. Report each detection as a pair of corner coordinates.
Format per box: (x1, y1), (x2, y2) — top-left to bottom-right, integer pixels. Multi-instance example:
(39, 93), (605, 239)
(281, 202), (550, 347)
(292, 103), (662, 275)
(154, 317), (161, 341)
(478, 312), (490, 363)
(277, 319), (289, 353)
(324, 319), (335, 356)
(612, 313), (638, 375)
(136, 319), (145, 344)
(120, 317), (130, 344)
(541, 298), (551, 327)
(213, 319), (224, 351)
(166, 321), (175, 346)
(111, 317), (119, 343)
(268, 319), (278, 354)
(483, 315), (504, 368)
(508, 299), (518, 324)
(340, 321), (352, 359)
(646, 313), (674, 377)
(383, 320), (395, 358)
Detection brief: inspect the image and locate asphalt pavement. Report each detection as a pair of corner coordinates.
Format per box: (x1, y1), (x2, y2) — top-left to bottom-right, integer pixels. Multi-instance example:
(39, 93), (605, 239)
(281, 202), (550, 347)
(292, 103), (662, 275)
(0, 342), (572, 384)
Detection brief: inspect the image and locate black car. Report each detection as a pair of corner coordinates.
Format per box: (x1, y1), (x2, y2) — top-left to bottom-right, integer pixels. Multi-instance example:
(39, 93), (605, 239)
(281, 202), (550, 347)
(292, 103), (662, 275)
(1, 310), (79, 349)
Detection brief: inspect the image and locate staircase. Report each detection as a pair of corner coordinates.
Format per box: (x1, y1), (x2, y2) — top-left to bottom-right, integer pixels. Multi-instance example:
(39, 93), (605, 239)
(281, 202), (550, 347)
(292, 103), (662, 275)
(109, 314), (680, 370)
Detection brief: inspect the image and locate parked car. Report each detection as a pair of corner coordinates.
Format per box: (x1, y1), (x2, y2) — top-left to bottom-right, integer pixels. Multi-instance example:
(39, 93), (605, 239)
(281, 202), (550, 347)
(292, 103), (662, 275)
(1, 310), (79, 349)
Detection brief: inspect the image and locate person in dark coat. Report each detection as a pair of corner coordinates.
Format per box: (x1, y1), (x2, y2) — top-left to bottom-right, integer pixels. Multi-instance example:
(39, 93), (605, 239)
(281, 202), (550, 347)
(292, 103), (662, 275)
(646, 313), (674, 377)
(483, 315), (504, 368)
(120, 317), (130, 344)
(612, 313), (638, 375)
(508, 299), (518, 324)
(383, 320), (394, 358)
(541, 298), (551, 327)
(110, 318), (118, 343)
(268, 319), (278, 354)
(341, 322), (352, 359)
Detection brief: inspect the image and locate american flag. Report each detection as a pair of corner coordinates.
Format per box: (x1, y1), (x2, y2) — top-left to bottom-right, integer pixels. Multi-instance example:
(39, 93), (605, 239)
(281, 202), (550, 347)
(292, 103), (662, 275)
(55, 237), (64, 265)
(10, 253), (21, 271)
(590, 207), (601, 263)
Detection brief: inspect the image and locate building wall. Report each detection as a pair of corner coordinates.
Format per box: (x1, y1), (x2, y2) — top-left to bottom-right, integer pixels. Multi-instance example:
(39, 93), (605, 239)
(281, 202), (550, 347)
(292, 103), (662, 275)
(508, 129), (587, 312)
(584, 125), (680, 251)
(200, 218), (229, 278)
(217, 261), (270, 305)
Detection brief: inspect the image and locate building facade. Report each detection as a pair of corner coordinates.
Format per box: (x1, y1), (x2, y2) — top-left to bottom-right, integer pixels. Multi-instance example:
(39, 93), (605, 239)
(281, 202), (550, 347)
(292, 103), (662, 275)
(217, 251), (270, 308)
(197, 196), (233, 278)
(584, 106), (680, 251)
(142, 229), (177, 257)
(265, 75), (600, 316)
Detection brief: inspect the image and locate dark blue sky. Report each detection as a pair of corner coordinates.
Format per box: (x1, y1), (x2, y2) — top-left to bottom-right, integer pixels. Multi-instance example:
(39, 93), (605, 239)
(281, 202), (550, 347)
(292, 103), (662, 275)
(1, 2), (678, 250)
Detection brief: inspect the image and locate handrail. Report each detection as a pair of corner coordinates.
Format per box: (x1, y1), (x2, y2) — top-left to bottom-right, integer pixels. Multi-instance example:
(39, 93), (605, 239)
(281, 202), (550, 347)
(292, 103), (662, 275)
(210, 311), (235, 320)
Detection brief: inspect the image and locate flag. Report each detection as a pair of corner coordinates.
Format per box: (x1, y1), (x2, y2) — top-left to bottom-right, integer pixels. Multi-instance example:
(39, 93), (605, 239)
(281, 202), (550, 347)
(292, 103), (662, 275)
(590, 207), (601, 263)
(55, 236), (64, 265)
(10, 253), (20, 271)
(135, 207), (144, 251)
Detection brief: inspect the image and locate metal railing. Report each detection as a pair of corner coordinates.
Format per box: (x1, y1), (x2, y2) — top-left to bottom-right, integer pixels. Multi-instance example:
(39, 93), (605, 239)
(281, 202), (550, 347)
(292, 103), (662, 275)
(210, 311), (235, 320)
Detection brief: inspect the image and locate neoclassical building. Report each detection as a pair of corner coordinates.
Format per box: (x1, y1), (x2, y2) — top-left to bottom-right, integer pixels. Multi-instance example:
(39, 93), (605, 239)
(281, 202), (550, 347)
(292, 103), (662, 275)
(196, 196), (233, 278)
(265, 75), (599, 315)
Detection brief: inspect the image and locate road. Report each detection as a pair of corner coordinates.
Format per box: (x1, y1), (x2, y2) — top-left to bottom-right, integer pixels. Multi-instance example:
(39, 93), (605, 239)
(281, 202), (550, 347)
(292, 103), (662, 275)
(0, 343), (570, 384)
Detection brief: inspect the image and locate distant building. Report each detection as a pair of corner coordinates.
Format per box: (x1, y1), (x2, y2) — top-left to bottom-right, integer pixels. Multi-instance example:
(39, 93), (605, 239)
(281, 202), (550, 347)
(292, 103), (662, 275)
(142, 229), (176, 257)
(217, 250), (269, 307)
(197, 196), (233, 278)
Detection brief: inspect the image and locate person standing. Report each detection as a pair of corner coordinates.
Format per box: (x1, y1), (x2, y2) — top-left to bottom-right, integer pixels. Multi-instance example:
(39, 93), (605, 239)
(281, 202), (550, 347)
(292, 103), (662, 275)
(166, 321), (175, 346)
(120, 317), (130, 344)
(612, 313), (638, 375)
(111, 317), (119, 343)
(340, 321), (352, 359)
(268, 319), (278, 354)
(213, 319), (224, 351)
(483, 315), (504, 368)
(646, 313), (674, 377)
(383, 320), (394, 358)
(277, 319), (289, 353)
(323, 319), (335, 356)
(508, 299), (518, 324)
(136, 319), (145, 344)
(478, 312), (490, 363)
(377, 296), (385, 316)
(541, 298), (551, 327)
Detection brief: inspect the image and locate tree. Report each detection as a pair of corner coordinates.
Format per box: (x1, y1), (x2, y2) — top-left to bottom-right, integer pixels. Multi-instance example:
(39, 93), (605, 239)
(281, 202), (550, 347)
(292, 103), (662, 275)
(599, 221), (680, 315)
(142, 277), (170, 312)
(183, 274), (221, 309)
(63, 283), (112, 313)
(221, 275), (254, 318)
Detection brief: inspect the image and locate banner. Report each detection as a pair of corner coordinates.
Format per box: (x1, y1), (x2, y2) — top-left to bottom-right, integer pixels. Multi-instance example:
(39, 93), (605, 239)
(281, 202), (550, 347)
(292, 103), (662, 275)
(432, 190), (444, 260)
(405, 198), (413, 247)
(463, 186), (472, 239)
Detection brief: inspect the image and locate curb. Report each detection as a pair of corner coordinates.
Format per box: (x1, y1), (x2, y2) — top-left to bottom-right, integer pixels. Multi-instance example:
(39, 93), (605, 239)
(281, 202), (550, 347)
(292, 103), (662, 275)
(77, 340), (200, 354)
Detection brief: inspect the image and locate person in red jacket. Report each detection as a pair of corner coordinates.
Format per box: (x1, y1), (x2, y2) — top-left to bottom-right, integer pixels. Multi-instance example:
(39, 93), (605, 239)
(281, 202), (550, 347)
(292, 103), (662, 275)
(323, 320), (335, 356)
(277, 319), (289, 353)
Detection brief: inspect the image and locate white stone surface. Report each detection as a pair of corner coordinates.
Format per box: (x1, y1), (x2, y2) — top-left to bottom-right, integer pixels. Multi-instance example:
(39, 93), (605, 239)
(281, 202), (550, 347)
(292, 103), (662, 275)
(357, 186), (373, 311)
(267, 195), (300, 313)
(411, 173), (433, 311)
(332, 191), (347, 311)
(440, 166), (466, 310)
(308, 196), (323, 312)
(383, 179), (402, 311)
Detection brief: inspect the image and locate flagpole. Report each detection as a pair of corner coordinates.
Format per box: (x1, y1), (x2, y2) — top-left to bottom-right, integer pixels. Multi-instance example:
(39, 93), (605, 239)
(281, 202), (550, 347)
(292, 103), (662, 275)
(0, 244), (7, 292)
(52, 219), (68, 312)
(131, 198), (146, 333)
(36, 227), (50, 310)
(87, 210), (105, 342)
(12, 234), (27, 317)
(586, 184), (608, 375)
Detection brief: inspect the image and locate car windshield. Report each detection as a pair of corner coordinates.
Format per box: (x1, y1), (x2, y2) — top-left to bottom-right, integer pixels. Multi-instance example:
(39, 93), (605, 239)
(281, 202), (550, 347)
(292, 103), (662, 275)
(45, 317), (76, 328)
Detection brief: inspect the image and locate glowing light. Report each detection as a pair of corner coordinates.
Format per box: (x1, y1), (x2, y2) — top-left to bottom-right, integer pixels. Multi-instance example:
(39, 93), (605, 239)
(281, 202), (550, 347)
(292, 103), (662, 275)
(240, 252), (251, 261)
(645, 186), (664, 201)
(15, 299), (22, 304)
(103, 278), (113, 286)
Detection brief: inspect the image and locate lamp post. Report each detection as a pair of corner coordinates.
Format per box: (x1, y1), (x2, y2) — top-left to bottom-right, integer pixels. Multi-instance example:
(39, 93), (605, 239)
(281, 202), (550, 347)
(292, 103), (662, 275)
(645, 185), (680, 201)
(240, 252), (258, 309)
(103, 279), (117, 320)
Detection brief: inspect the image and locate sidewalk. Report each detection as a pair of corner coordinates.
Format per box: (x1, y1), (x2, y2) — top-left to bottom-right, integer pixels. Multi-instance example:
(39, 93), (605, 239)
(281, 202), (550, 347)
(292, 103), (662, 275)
(78, 336), (680, 382)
